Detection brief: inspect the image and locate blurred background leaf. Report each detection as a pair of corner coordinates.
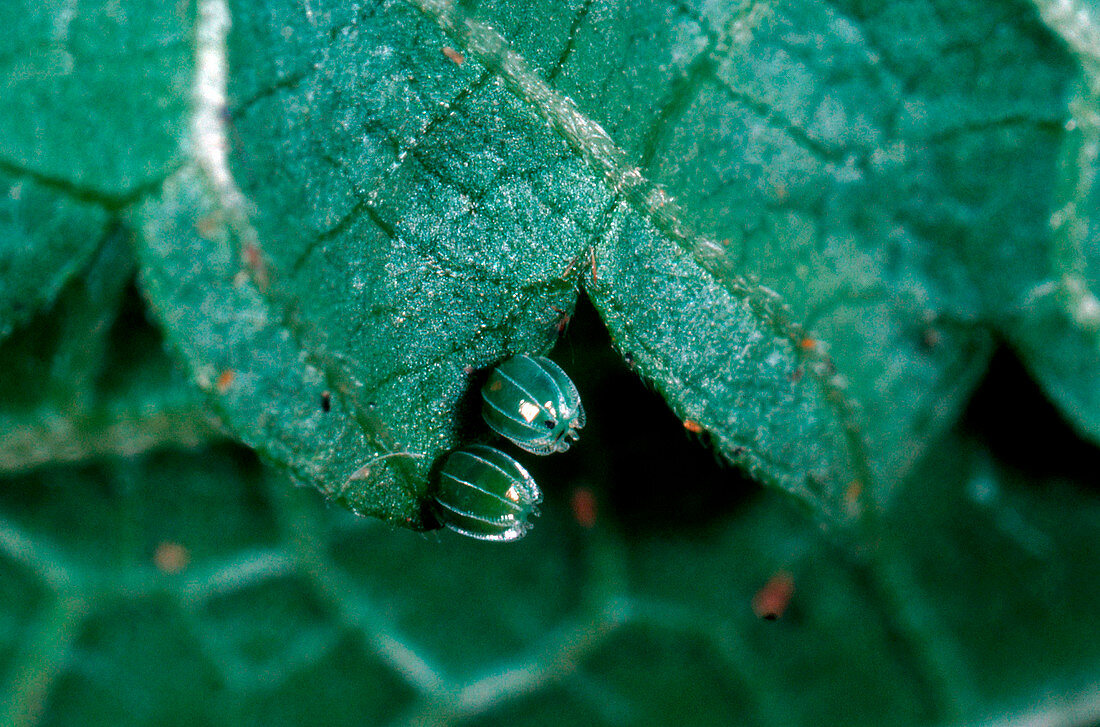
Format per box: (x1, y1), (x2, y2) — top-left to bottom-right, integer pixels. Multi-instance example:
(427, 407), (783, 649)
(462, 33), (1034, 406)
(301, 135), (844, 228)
(0, 227), (217, 473)
(0, 317), (1097, 726)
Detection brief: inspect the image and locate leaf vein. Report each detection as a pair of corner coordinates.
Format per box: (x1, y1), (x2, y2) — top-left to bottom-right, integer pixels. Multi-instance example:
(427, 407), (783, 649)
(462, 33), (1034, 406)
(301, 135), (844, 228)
(404, 0), (874, 494)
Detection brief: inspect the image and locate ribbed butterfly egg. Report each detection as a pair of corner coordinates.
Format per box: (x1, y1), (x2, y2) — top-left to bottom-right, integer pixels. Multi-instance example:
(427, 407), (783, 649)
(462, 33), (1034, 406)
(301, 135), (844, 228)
(433, 445), (542, 542)
(481, 355), (585, 454)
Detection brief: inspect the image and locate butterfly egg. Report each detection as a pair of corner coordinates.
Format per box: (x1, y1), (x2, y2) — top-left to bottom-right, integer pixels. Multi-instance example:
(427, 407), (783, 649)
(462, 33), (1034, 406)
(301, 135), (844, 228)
(433, 445), (542, 542)
(481, 355), (585, 454)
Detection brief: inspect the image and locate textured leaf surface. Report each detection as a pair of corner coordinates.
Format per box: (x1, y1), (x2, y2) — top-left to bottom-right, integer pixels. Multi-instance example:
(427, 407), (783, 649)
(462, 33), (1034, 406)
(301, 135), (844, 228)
(0, 422), (1096, 726)
(0, 0), (193, 336)
(566, 0), (1069, 507)
(126, 0), (1085, 525)
(5, 0), (1100, 723)
(133, 0), (606, 526)
(1007, 0), (1100, 443)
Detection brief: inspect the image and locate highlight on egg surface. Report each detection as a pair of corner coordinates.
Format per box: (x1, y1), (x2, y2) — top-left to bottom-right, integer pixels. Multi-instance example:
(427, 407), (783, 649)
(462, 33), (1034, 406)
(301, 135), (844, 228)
(432, 445), (542, 542)
(481, 355), (585, 454)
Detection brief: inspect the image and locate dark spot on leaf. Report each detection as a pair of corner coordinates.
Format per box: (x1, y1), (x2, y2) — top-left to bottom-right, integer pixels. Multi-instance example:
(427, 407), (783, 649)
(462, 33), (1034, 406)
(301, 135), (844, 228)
(964, 348), (1100, 488)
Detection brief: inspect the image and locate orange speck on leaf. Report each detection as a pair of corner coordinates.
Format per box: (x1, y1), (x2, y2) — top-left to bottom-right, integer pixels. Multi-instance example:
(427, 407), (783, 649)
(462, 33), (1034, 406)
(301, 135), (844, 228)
(242, 242), (270, 291)
(571, 488), (598, 529)
(442, 47), (465, 65)
(196, 213), (221, 238)
(845, 480), (863, 504)
(216, 369), (235, 393)
(551, 305), (572, 334)
(562, 256), (579, 278)
(154, 542), (190, 574)
(799, 337), (818, 352)
(243, 242), (262, 269)
(682, 419), (704, 434)
(752, 571), (794, 620)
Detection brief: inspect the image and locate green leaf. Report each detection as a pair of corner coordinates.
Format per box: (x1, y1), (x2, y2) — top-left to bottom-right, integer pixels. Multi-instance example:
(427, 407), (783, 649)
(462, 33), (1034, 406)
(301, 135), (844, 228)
(0, 169), (109, 339)
(0, 0), (194, 337)
(136, 0), (605, 527)
(550, 0), (1068, 509)
(1004, 1), (1100, 443)
(4, 1), (1100, 721)
(0, 426), (1096, 725)
(0, 0), (192, 196)
(127, 0), (1077, 526)
(5, 0), (1095, 529)
(0, 0), (214, 468)
(0, 229), (218, 473)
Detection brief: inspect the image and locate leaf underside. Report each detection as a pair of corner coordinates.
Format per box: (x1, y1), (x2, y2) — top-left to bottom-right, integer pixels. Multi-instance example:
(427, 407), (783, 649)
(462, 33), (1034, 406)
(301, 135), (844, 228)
(0, 0), (1096, 528)
(2, 0), (1100, 723)
(128, 0), (1086, 528)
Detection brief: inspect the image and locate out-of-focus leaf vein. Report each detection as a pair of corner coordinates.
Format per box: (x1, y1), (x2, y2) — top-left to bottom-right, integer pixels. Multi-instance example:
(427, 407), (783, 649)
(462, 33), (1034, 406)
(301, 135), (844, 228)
(0, 516), (75, 592)
(0, 157), (177, 210)
(386, 606), (627, 727)
(174, 548), (297, 605)
(267, 481), (449, 697)
(618, 595), (802, 725)
(0, 593), (89, 727)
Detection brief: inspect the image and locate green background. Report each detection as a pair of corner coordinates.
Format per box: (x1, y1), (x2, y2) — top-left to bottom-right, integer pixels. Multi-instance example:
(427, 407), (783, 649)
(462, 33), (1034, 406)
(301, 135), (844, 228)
(1, 0), (1099, 723)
